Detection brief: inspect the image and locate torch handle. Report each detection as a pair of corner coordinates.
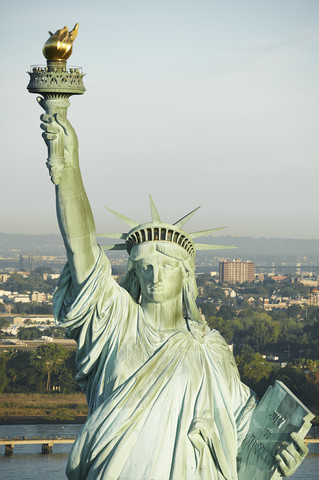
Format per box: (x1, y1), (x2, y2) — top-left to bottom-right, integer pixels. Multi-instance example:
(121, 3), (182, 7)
(42, 98), (70, 185)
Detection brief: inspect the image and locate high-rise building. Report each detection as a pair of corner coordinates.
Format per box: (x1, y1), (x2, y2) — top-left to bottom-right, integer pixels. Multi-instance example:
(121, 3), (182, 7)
(219, 259), (255, 284)
(19, 254), (43, 271)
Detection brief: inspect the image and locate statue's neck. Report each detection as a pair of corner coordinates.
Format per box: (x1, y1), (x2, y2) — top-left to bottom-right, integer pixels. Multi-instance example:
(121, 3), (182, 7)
(141, 295), (186, 332)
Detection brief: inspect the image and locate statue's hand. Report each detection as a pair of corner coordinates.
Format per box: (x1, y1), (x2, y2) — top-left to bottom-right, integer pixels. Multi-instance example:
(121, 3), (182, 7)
(40, 111), (79, 168)
(274, 432), (308, 477)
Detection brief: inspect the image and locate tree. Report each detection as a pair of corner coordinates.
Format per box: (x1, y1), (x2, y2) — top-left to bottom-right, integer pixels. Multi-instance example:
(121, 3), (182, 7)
(236, 346), (272, 384)
(2, 273), (29, 293)
(6, 350), (41, 392)
(236, 345), (273, 397)
(271, 365), (310, 407)
(45, 326), (65, 338)
(302, 314), (319, 358)
(207, 316), (234, 344)
(33, 266), (54, 274)
(235, 311), (280, 352)
(31, 344), (69, 391)
(0, 318), (10, 329)
(200, 301), (217, 318)
(17, 326), (43, 340)
(12, 302), (53, 315)
(249, 312), (280, 351)
(287, 304), (303, 320)
(56, 350), (80, 393)
(3, 348), (79, 393)
(0, 353), (9, 393)
(0, 270), (58, 296)
(217, 304), (236, 321)
(305, 364), (319, 402)
(12, 302), (29, 314)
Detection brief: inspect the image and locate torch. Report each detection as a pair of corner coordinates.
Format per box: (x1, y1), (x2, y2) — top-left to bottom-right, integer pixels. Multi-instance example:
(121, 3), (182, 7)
(27, 23), (85, 184)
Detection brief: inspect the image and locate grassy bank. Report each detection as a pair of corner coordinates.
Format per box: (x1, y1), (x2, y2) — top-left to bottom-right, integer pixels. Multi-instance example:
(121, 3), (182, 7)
(0, 393), (88, 424)
(1, 393), (318, 427)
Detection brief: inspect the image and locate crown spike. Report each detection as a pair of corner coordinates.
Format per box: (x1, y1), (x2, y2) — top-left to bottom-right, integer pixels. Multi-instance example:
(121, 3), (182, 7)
(149, 194), (161, 222)
(174, 206), (201, 229)
(190, 226), (227, 239)
(195, 244), (235, 251)
(102, 244), (127, 251)
(97, 233), (127, 239)
(105, 207), (139, 228)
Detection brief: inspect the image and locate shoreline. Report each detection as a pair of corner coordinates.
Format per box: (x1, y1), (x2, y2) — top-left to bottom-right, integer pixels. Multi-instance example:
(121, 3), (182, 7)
(2, 415), (319, 427)
(0, 415), (87, 425)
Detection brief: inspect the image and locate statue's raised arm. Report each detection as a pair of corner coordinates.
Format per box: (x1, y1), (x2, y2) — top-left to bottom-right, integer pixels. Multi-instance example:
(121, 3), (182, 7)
(39, 109), (99, 287)
(27, 23), (99, 288)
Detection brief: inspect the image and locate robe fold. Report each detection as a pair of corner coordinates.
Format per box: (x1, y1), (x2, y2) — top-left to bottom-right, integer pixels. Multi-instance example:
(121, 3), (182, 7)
(54, 249), (256, 480)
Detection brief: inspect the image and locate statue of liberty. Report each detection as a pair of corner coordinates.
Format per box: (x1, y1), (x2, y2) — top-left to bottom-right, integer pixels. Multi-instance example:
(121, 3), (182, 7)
(35, 24), (309, 480)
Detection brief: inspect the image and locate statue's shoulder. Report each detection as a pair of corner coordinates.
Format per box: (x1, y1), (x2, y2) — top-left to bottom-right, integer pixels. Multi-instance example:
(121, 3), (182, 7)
(205, 328), (237, 367)
(205, 327), (229, 347)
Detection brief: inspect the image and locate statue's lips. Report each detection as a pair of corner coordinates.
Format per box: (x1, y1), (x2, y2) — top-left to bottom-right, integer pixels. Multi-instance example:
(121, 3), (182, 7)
(149, 285), (164, 292)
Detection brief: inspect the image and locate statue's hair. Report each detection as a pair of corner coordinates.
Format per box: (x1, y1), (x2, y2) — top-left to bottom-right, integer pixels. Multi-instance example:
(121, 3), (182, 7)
(120, 242), (204, 327)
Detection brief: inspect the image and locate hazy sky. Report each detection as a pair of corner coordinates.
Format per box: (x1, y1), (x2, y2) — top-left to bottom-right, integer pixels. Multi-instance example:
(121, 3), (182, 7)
(1, 0), (319, 239)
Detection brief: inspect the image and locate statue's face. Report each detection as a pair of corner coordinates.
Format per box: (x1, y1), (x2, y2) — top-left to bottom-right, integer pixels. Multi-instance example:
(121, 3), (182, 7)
(136, 251), (185, 303)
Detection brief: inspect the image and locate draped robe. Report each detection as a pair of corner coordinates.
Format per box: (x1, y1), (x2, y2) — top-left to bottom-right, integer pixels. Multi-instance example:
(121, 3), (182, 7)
(53, 249), (256, 480)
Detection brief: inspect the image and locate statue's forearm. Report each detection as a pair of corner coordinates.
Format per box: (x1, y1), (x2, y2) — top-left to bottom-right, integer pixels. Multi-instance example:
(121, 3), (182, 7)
(56, 165), (99, 286)
(39, 107), (101, 286)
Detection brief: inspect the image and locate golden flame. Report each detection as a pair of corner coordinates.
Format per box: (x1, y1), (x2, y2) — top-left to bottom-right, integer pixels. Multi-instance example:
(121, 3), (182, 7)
(42, 23), (79, 61)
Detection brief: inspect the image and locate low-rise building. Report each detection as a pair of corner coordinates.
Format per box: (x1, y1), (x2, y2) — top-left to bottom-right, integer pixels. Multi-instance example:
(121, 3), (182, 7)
(13, 294), (31, 303)
(31, 291), (47, 303)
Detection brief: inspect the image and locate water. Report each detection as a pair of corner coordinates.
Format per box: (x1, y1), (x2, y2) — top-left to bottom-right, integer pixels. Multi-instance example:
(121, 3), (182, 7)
(0, 424), (318, 479)
(0, 424), (81, 480)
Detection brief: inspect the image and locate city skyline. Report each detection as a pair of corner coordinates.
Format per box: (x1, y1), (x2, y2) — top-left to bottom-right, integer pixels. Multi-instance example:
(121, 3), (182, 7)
(1, 1), (319, 239)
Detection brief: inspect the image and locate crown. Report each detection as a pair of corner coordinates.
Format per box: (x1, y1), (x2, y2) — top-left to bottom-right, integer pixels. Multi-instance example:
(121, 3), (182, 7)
(98, 195), (234, 257)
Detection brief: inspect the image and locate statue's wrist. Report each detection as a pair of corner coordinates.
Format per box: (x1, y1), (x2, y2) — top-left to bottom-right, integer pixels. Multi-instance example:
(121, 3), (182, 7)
(46, 152), (79, 185)
(56, 186), (86, 201)
(69, 151), (79, 165)
(56, 164), (84, 197)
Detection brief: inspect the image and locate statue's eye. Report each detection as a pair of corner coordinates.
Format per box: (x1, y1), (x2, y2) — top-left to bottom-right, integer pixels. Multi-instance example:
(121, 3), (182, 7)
(162, 263), (174, 270)
(141, 265), (151, 272)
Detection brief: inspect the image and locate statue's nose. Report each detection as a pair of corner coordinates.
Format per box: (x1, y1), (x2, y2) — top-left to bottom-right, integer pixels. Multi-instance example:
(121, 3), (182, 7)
(152, 265), (162, 284)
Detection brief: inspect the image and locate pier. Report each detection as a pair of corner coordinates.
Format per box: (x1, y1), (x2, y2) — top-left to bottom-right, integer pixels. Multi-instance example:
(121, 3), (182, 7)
(1, 435), (318, 455)
(305, 437), (319, 445)
(0, 434), (76, 455)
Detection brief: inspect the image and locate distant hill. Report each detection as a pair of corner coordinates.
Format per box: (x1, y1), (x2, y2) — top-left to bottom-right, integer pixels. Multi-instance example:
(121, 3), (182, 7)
(0, 233), (318, 265)
(0, 233), (65, 256)
(196, 236), (319, 265)
(208, 236), (319, 256)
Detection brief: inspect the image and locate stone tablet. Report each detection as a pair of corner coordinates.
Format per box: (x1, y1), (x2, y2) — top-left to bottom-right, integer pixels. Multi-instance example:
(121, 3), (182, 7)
(237, 380), (314, 480)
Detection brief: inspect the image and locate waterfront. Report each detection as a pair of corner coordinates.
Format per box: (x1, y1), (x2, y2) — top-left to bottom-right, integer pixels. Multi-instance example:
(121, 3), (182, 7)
(0, 424), (81, 479)
(0, 424), (318, 479)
